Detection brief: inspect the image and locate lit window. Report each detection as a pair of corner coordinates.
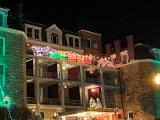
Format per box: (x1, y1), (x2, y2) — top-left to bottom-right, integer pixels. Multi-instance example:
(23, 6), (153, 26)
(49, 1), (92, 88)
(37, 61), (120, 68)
(69, 37), (73, 46)
(51, 33), (58, 44)
(0, 64), (5, 87)
(34, 29), (39, 39)
(86, 38), (91, 48)
(75, 38), (79, 48)
(0, 14), (2, 26)
(27, 27), (32, 38)
(0, 37), (5, 56)
(128, 112), (134, 119)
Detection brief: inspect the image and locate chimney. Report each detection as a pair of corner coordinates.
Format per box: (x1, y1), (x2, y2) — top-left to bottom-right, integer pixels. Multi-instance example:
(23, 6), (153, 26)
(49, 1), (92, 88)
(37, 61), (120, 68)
(114, 40), (121, 64)
(105, 43), (112, 57)
(18, 3), (24, 29)
(127, 35), (135, 61)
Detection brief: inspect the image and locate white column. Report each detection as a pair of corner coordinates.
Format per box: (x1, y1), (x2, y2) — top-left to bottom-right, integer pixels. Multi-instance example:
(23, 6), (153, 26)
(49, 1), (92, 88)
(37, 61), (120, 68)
(80, 65), (86, 108)
(59, 62), (65, 111)
(33, 57), (40, 114)
(100, 69), (106, 108)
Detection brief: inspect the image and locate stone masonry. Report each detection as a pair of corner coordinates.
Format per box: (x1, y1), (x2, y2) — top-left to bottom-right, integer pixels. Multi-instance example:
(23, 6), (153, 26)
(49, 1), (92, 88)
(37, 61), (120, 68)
(119, 60), (160, 120)
(0, 27), (26, 106)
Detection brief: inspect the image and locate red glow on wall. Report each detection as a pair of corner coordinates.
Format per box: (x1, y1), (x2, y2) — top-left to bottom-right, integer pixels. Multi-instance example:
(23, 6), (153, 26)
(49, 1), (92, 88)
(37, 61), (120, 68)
(88, 87), (100, 97)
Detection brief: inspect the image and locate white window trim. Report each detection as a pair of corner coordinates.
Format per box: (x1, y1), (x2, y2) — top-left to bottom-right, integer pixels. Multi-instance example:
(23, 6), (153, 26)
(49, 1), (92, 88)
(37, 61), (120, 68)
(65, 34), (81, 49)
(128, 111), (134, 119)
(24, 24), (42, 40)
(86, 38), (91, 48)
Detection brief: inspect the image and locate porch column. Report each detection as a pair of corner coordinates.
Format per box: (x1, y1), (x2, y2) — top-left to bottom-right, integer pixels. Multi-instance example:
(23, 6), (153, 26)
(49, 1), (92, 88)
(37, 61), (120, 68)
(100, 69), (106, 108)
(59, 62), (65, 111)
(80, 65), (86, 108)
(33, 57), (40, 114)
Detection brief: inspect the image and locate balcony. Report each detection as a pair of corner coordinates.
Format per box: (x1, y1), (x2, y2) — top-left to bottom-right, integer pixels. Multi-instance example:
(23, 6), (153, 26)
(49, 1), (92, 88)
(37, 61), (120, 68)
(27, 97), (36, 104)
(65, 99), (82, 106)
(40, 98), (61, 105)
(42, 72), (59, 79)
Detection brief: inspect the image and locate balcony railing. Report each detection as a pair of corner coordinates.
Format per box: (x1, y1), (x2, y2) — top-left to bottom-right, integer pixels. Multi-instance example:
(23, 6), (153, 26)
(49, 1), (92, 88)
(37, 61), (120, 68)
(85, 78), (101, 84)
(65, 99), (82, 106)
(40, 98), (61, 105)
(106, 102), (116, 108)
(27, 97), (36, 104)
(42, 72), (59, 79)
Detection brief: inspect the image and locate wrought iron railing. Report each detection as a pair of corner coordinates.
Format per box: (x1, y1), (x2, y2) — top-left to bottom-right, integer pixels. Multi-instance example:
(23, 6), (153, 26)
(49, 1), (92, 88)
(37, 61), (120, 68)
(65, 99), (82, 106)
(27, 97), (36, 104)
(42, 72), (59, 79)
(40, 98), (61, 105)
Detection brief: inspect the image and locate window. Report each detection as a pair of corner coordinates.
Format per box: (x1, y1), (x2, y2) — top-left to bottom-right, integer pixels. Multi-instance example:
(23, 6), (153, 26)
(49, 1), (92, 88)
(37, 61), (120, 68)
(27, 27), (32, 38)
(34, 29), (39, 39)
(128, 112), (134, 119)
(86, 38), (91, 48)
(0, 37), (5, 56)
(126, 90), (133, 102)
(0, 64), (5, 87)
(69, 37), (73, 46)
(93, 43), (98, 49)
(0, 14), (2, 26)
(75, 38), (79, 48)
(51, 33), (58, 44)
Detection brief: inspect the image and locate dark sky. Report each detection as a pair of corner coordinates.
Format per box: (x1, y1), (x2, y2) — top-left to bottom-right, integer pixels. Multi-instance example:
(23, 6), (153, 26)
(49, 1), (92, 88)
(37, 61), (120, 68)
(1, 0), (160, 49)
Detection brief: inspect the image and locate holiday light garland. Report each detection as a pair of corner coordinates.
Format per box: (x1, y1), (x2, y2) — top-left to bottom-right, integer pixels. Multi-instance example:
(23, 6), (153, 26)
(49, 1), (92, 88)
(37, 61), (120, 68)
(31, 45), (114, 68)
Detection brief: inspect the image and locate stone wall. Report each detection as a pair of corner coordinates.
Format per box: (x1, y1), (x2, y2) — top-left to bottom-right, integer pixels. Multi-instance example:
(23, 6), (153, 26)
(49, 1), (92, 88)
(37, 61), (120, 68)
(0, 27), (26, 106)
(119, 60), (160, 120)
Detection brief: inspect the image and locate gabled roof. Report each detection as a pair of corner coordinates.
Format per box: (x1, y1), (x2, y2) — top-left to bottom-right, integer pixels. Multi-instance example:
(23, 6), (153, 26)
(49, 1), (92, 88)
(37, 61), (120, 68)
(46, 24), (62, 33)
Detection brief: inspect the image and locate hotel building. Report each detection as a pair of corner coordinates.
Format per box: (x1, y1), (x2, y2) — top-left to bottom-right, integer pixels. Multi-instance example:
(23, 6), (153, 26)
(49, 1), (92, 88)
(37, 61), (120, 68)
(0, 7), (123, 120)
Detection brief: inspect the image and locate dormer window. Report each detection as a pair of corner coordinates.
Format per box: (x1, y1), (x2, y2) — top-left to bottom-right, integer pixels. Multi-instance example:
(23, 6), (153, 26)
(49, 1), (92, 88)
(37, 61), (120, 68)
(35, 29), (39, 39)
(75, 38), (79, 48)
(86, 38), (91, 48)
(25, 24), (42, 40)
(69, 37), (73, 46)
(27, 27), (32, 38)
(51, 33), (58, 44)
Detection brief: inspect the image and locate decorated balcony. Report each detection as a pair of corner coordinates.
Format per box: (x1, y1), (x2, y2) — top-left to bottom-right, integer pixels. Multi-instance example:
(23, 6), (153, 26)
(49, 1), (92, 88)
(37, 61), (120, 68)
(30, 45), (114, 69)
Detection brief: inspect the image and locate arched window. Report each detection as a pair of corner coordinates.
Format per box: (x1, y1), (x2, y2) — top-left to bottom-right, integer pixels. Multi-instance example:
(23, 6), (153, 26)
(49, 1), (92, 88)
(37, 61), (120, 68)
(51, 33), (58, 44)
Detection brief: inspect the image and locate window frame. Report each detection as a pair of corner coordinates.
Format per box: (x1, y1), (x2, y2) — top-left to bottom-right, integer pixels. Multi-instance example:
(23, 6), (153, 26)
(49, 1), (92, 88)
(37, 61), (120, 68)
(128, 111), (134, 119)
(0, 36), (5, 56)
(86, 38), (91, 48)
(0, 13), (3, 26)
(69, 37), (74, 46)
(74, 38), (79, 48)
(34, 29), (40, 39)
(51, 33), (59, 44)
(0, 64), (5, 87)
(27, 27), (33, 38)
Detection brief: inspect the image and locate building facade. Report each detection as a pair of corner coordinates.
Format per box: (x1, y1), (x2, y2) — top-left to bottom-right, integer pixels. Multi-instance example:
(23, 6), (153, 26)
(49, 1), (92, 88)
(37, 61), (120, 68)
(108, 35), (160, 120)
(0, 7), (123, 120)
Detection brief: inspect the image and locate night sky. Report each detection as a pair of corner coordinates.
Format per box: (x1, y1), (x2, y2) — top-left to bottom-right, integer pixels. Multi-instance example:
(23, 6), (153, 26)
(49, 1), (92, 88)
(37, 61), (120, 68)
(1, 1), (160, 50)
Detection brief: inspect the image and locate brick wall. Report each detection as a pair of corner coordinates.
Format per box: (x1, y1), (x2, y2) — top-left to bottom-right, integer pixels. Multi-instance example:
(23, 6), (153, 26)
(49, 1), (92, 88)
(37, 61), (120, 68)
(79, 30), (102, 57)
(0, 27), (26, 106)
(119, 60), (160, 120)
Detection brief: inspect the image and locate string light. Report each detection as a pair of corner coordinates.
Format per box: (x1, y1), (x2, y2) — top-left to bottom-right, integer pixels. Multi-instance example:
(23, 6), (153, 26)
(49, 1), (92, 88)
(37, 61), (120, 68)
(31, 45), (114, 68)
